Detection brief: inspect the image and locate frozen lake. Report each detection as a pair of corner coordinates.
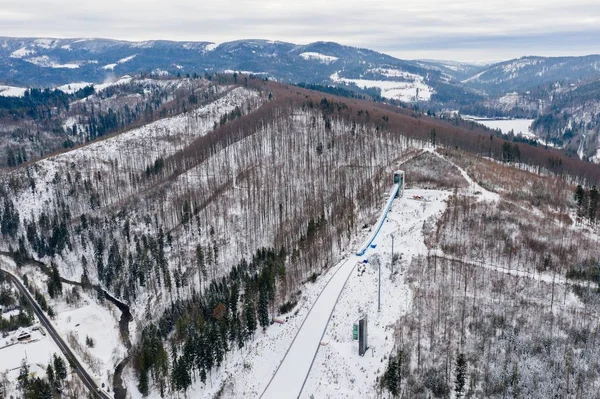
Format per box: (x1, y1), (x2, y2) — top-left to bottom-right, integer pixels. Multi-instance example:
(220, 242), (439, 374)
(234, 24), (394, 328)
(463, 116), (535, 138)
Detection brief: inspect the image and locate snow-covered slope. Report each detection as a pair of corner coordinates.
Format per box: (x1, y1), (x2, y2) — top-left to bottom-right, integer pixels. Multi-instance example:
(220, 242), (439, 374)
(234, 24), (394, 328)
(331, 71), (434, 102)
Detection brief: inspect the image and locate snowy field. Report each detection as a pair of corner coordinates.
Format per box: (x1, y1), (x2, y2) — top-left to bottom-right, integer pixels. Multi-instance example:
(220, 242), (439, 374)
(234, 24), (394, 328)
(299, 52), (339, 64)
(53, 289), (126, 388)
(0, 84), (27, 97)
(330, 72), (433, 102)
(462, 116), (535, 138)
(0, 258), (126, 392)
(0, 328), (63, 395)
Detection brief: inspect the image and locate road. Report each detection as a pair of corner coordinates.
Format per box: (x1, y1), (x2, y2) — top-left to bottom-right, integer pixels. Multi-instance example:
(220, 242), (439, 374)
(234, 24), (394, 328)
(0, 268), (112, 399)
(261, 184), (400, 399)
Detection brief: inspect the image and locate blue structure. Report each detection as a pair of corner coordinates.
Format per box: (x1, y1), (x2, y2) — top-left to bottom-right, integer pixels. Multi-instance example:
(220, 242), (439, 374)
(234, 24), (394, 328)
(355, 171), (404, 257)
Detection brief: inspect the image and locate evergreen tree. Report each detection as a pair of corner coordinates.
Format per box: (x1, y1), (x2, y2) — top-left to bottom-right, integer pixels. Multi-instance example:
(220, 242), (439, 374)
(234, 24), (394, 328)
(46, 363), (54, 386)
(138, 370), (149, 396)
(589, 185), (599, 223)
(17, 358), (29, 391)
(575, 186), (589, 220)
(53, 354), (67, 385)
(384, 353), (399, 396)
(258, 285), (270, 329)
(455, 352), (467, 398)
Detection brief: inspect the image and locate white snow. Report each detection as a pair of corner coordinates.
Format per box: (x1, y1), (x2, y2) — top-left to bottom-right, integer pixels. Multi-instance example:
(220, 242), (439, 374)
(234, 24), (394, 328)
(299, 52), (339, 64)
(118, 55), (136, 64)
(462, 115), (535, 138)
(261, 187), (451, 398)
(1, 309), (20, 320)
(261, 245), (364, 398)
(9, 85), (260, 242)
(56, 82), (94, 94)
(204, 43), (219, 52)
(56, 76), (133, 94)
(104, 55), (136, 69)
(367, 68), (421, 80)
(33, 38), (56, 49)
(0, 329), (61, 378)
(10, 47), (35, 58)
(24, 55), (80, 69)
(0, 85), (27, 97)
(356, 183), (400, 256)
(53, 290), (126, 385)
(302, 189), (450, 398)
(223, 69), (268, 76)
(93, 75), (134, 91)
(331, 72), (433, 102)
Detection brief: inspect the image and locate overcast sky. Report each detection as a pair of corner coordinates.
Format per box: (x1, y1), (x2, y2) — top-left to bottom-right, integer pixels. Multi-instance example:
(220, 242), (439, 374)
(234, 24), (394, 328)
(1, 0), (599, 61)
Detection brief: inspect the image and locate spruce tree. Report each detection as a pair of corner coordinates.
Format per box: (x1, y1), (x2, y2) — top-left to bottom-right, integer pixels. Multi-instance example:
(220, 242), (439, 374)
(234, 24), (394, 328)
(455, 352), (467, 398)
(384, 353), (399, 396)
(245, 296), (257, 336)
(258, 287), (269, 329)
(589, 185), (599, 223)
(53, 354), (67, 384)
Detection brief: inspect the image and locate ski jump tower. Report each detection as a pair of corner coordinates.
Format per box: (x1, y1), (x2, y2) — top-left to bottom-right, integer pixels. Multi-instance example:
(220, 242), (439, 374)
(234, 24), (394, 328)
(393, 170), (405, 198)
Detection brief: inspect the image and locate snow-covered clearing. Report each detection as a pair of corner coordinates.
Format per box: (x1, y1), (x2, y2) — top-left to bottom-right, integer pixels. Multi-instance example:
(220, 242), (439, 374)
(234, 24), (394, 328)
(0, 85), (27, 97)
(299, 52), (339, 64)
(24, 55), (80, 69)
(56, 81), (96, 93)
(102, 55), (137, 70)
(53, 290), (126, 387)
(10, 47), (36, 58)
(330, 72), (433, 102)
(6, 261), (127, 387)
(204, 43), (219, 52)
(0, 329), (63, 393)
(462, 115), (535, 138)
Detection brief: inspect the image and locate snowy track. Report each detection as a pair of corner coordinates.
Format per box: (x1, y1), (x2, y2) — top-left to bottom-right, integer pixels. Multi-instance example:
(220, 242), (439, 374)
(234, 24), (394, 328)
(260, 253), (358, 399)
(261, 186), (400, 399)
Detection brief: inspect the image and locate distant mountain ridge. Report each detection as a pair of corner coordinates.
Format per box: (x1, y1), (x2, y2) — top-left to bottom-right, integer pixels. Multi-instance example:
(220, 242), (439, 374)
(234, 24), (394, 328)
(0, 36), (482, 104)
(2, 37), (600, 107)
(457, 55), (600, 95)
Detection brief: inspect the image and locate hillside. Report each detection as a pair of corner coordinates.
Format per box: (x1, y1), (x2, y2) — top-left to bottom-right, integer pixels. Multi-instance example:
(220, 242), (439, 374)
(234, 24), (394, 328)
(2, 78), (600, 398)
(459, 55), (600, 95)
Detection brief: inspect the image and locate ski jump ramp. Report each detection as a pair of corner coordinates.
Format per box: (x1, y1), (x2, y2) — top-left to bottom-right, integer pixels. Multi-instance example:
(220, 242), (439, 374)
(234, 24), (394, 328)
(261, 180), (402, 399)
(355, 182), (401, 256)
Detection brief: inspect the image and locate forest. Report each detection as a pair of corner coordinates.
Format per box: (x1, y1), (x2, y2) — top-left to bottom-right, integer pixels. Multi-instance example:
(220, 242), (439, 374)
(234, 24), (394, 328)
(2, 75), (600, 397)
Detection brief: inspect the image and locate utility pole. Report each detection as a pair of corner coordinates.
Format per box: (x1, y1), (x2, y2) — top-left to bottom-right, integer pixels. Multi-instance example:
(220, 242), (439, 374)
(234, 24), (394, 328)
(391, 234), (395, 274)
(378, 259), (381, 312)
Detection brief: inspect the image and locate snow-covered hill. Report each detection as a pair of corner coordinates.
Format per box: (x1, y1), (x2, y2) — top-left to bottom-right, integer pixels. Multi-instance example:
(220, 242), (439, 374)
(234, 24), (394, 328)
(0, 37), (473, 104)
(460, 55), (600, 95)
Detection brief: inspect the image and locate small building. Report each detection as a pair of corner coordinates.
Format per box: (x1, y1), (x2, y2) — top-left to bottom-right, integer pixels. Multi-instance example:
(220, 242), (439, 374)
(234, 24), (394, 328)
(15, 327), (31, 342)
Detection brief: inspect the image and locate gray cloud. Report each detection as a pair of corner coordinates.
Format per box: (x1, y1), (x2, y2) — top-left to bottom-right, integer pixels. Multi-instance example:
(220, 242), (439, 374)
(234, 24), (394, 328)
(0, 0), (599, 61)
